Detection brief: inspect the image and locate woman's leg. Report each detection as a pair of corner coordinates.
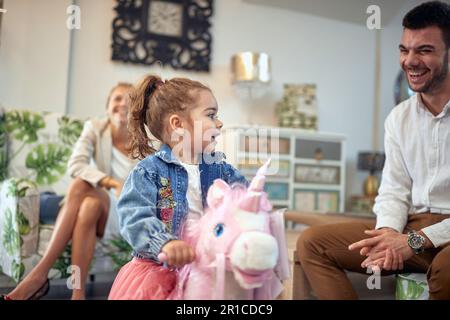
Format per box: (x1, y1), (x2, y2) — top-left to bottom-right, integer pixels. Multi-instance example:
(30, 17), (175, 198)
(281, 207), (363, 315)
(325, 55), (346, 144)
(70, 194), (109, 300)
(8, 178), (104, 299)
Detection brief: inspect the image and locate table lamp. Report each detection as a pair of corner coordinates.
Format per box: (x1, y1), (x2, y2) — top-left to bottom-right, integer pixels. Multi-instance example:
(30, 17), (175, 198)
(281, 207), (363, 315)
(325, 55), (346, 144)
(357, 152), (385, 197)
(231, 52), (271, 99)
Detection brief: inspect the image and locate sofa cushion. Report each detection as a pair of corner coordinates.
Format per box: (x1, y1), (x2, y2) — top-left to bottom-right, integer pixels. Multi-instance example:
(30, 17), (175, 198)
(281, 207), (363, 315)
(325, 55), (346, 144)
(0, 178), (40, 282)
(2, 110), (85, 195)
(39, 192), (64, 224)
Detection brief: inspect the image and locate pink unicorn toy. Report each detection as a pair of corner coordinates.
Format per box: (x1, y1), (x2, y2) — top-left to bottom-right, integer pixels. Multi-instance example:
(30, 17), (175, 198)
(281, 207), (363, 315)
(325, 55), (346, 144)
(159, 160), (290, 300)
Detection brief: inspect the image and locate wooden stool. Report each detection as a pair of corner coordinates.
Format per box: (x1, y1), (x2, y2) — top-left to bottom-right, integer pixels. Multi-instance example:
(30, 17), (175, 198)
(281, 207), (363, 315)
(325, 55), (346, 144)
(292, 250), (315, 299)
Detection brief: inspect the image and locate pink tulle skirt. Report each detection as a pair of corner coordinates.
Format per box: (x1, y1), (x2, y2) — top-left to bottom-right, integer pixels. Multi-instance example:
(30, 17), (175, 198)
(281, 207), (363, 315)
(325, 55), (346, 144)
(108, 258), (176, 300)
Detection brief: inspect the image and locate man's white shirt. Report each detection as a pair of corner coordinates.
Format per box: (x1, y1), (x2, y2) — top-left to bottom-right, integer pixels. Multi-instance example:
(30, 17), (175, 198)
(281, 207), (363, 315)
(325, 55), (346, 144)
(374, 94), (450, 247)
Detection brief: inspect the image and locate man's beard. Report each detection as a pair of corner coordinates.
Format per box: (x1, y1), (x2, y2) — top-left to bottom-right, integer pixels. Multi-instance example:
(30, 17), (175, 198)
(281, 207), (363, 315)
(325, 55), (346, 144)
(409, 50), (449, 94)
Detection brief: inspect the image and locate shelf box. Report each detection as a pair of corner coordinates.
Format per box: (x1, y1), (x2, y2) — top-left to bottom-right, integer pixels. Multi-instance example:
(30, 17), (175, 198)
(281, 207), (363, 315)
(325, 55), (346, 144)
(240, 134), (290, 155)
(294, 164), (340, 185)
(238, 158), (290, 177)
(265, 182), (289, 201)
(294, 189), (340, 213)
(295, 139), (341, 161)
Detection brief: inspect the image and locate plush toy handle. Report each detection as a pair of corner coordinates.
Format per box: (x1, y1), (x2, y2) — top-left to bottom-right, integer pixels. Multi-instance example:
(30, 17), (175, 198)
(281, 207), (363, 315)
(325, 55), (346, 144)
(158, 252), (168, 262)
(158, 252), (169, 268)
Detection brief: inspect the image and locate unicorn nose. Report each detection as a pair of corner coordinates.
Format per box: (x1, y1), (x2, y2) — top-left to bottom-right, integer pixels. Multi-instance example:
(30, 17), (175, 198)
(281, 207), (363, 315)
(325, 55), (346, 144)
(230, 232), (279, 271)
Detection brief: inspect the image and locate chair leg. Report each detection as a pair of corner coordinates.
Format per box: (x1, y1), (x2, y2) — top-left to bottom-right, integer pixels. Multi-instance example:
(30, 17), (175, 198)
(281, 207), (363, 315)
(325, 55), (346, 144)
(292, 250), (314, 300)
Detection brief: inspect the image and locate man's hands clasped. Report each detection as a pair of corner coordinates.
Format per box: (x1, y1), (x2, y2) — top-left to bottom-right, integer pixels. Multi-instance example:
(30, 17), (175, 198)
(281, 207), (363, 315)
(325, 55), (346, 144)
(348, 228), (417, 271)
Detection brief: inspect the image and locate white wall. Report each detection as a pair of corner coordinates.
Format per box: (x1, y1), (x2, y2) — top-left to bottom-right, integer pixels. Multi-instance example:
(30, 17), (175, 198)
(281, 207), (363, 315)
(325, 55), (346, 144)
(1, 0), (380, 203)
(0, 0), (71, 113)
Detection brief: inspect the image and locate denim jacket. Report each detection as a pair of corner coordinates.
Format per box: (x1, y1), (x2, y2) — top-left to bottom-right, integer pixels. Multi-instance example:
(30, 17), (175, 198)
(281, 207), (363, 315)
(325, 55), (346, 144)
(117, 144), (248, 261)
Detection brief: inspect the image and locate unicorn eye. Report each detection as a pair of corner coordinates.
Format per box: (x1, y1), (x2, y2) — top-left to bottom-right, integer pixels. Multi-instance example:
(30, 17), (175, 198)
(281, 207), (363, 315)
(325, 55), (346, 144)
(213, 223), (225, 237)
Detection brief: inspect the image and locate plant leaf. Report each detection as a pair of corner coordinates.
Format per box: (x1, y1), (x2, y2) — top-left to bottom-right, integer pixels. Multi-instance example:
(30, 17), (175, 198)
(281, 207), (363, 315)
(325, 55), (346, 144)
(2, 208), (21, 257)
(57, 116), (83, 146)
(11, 261), (25, 282)
(17, 210), (31, 235)
(25, 143), (71, 185)
(5, 110), (45, 143)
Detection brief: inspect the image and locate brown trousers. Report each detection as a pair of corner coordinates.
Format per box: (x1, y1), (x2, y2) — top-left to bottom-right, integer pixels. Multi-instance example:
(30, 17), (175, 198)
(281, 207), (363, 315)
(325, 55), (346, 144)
(296, 213), (450, 299)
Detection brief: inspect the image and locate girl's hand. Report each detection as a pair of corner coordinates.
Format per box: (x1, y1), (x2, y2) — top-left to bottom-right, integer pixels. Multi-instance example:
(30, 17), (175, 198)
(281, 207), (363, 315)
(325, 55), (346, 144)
(161, 240), (195, 267)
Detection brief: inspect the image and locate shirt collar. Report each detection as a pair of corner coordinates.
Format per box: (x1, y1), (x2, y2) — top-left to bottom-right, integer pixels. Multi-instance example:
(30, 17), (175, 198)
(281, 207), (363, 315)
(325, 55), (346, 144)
(444, 100), (450, 114)
(416, 94), (450, 118)
(155, 144), (180, 165)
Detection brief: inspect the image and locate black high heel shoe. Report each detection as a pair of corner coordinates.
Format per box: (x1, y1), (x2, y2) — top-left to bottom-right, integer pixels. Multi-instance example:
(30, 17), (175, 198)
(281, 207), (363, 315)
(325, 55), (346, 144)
(28, 278), (50, 300)
(0, 278), (50, 300)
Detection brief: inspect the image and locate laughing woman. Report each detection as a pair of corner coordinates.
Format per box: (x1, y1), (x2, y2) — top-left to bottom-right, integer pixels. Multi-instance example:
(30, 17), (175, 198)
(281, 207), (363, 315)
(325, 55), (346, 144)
(2, 83), (138, 300)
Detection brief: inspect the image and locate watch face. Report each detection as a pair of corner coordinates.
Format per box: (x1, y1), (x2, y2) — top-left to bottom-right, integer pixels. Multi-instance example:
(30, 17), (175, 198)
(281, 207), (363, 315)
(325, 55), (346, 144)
(409, 234), (425, 249)
(148, 1), (183, 37)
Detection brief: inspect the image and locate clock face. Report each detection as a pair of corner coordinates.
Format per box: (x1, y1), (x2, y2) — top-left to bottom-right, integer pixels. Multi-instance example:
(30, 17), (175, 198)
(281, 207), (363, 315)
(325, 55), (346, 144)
(148, 1), (183, 37)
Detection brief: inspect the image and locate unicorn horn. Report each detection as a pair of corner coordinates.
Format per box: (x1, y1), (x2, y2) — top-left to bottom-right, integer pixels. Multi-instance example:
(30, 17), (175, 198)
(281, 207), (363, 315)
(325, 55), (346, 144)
(239, 159), (271, 212)
(248, 158), (271, 192)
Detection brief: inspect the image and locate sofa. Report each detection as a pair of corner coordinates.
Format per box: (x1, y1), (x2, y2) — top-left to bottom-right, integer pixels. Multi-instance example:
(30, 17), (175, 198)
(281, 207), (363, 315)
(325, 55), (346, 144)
(0, 107), (132, 283)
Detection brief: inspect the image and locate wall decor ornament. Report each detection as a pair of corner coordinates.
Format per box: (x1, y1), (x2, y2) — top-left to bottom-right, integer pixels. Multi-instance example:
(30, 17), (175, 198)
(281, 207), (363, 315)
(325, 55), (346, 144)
(275, 84), (318, 130)
(111, 0), (213, 72)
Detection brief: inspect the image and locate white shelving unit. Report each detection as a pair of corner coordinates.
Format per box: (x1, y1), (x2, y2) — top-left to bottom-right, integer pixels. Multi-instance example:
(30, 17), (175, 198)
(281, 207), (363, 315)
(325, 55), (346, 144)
(217, 125), (346, 213)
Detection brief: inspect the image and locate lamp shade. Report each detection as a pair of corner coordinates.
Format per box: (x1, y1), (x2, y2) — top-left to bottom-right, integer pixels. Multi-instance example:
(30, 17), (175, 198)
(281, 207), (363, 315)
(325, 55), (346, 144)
(231, 52), (271, 86)
(357, 152), (385, 173)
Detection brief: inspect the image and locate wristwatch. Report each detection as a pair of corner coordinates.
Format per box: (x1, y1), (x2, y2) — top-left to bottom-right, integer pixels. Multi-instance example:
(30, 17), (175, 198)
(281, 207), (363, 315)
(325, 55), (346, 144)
(407, 230), (426, 254)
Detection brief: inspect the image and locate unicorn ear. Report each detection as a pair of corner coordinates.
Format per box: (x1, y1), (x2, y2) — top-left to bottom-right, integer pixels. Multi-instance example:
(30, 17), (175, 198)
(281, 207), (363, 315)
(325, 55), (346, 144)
(238, 193), (261, 213)
(260, 193), (273, 212)
(238, 192), (272, 213)
(207, 179), (230, 209)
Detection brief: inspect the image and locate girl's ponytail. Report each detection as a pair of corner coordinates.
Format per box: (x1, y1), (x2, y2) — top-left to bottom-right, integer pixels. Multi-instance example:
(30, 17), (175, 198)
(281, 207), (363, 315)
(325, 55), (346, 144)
(128, 75), (163, 159)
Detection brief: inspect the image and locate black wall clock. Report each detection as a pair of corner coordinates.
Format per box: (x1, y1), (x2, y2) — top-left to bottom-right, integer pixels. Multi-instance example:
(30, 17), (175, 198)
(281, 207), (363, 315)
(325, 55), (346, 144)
(112, 0), (213, 72)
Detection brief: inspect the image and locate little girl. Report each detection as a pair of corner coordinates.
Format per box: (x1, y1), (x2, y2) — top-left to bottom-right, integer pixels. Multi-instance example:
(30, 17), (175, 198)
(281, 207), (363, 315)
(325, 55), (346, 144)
(108, 75), (247, 300)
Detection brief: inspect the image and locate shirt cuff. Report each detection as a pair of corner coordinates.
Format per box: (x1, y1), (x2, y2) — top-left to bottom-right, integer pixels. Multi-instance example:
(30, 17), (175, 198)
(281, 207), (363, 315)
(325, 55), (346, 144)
(148, 231), (177, 258)
(91, 172), (108, 188)
(421, 219), (450, 248)
(75, 170), (108, 188)
(375, 214), (407, 233)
